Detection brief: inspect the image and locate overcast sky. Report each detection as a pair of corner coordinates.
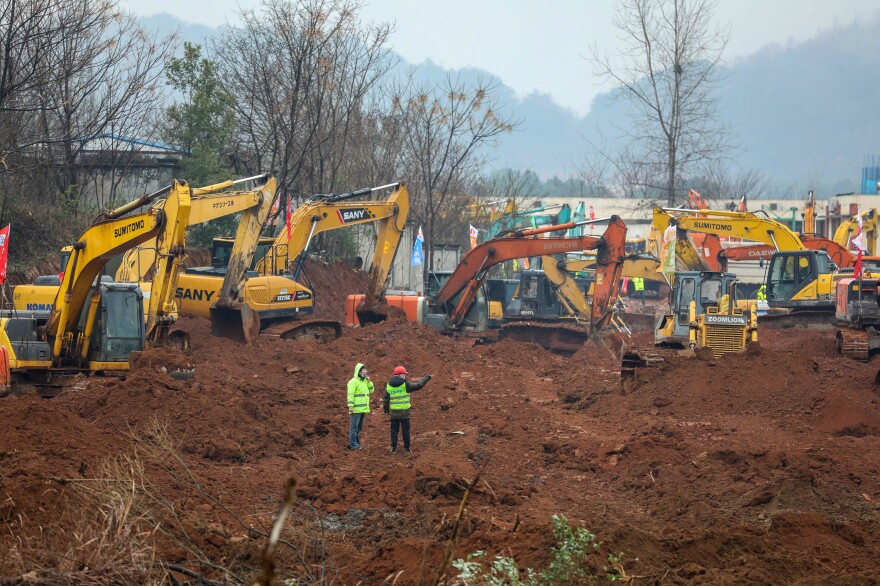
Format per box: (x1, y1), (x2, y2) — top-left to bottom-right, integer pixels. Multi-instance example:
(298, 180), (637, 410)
(124, 0), (880, 116)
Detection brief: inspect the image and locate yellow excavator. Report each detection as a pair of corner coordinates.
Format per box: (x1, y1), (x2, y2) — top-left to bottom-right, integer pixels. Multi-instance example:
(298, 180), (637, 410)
(652, 207), (838, 321)
(12, 175), (275, 345)
(116, 174), (275, 343)
(1, 181), (193, 394)
(175, 181), (410, 340)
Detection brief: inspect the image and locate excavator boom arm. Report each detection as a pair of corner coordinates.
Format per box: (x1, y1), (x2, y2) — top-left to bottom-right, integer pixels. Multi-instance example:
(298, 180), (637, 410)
(653, 207), (807, 251)
(257, 182), (408, 280)
(434, 216), (628, 328)
(48, 209), (166, 340)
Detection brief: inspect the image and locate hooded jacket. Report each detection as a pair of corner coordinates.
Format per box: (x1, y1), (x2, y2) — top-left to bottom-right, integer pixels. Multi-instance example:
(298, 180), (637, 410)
(347, 363), (375, 414)
(382, 374), (431, 420)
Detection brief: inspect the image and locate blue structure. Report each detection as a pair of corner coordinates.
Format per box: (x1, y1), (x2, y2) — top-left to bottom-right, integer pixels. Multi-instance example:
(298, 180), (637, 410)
(862, 155), (880, 194)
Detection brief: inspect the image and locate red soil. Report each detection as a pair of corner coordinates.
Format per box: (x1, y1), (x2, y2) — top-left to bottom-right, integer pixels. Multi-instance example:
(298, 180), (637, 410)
(1, 263), (879, 584)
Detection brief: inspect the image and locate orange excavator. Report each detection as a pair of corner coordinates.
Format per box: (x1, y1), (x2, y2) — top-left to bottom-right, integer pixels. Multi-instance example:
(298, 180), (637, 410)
(366, 216), (628, 355)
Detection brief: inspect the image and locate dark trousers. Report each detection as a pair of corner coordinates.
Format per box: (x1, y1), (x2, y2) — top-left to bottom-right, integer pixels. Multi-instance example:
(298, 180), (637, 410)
(349, 413), (365, 449)
(390, 418), (411, 450)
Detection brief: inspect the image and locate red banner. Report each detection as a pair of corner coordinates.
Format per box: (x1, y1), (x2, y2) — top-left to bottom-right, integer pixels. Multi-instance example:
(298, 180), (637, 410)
(0, 224), (9, 285)
(286, 196), (292, 241)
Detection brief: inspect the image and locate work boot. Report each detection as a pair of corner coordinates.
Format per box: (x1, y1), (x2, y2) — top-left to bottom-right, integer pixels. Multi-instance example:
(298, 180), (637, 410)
(390, 447), (397, 453)
(404, 447), (411, 453)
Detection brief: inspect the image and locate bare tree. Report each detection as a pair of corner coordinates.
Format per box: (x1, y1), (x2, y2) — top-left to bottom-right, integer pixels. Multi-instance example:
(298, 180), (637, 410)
(591, 0), (731, 206)
(394, 73), (519, 271)
(212, 0), (394, 209)
(0, 0), (174, 267)
(693, 161), (770, 206)
(463, 168), (544, 233)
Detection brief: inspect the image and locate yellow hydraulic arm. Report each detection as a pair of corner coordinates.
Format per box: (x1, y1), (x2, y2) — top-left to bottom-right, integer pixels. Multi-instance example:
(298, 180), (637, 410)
(541, 253), (665, 321)
(256, 182), (409, 287)
(113, 174), (275, 344)
(833, 208), (878, 255)
(47, 183), (192, 364)
(653, 207), (807, 251)
(207, 176), (275, 340)
(803, 191), (817, 235)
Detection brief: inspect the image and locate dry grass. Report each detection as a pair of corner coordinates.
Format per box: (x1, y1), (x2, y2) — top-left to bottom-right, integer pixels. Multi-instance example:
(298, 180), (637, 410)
(2, 467), (160, 585)
(3, 418), (342, 585)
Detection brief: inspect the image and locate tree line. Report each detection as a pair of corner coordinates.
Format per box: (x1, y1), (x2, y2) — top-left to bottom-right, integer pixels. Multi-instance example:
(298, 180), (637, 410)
(1, 0), (744, 274)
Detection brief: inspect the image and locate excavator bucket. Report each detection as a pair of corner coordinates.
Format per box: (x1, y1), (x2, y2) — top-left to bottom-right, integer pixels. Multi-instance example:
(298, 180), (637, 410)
(356, 300), (391, 325)
(210, 302), (261, 344)
(498, 322), (591, 356)
(591, 329), (628, 362)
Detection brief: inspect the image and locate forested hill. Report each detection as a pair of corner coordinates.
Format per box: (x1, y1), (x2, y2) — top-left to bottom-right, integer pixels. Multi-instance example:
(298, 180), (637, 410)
(147, 12), (880, 193)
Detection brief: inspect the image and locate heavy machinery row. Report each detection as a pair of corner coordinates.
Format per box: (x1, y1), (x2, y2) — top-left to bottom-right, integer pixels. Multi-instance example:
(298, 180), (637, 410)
(2, 176), (880, 395)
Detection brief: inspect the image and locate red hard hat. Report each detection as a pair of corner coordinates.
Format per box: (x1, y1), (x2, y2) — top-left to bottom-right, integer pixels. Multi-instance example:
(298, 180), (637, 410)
(393, 365), (408, 375)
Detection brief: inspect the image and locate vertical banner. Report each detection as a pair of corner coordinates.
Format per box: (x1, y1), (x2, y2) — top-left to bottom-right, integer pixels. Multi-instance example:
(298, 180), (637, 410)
(853, 207), (865, 278)
(469, 224), (479, 250)
(286, 195), (292, 241)
(0, 224), (9, 285)
(411, 225), (424, 266)
(659, 223), (677, 280)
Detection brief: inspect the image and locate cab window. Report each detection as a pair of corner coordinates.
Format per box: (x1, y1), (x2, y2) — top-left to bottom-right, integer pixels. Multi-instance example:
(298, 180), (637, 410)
(700, 278), (723, 307)
(677, 277), (695, 321)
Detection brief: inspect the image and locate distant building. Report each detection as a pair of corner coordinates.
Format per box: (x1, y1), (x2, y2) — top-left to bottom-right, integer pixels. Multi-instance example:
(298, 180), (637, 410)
(72, 133), (187, 207)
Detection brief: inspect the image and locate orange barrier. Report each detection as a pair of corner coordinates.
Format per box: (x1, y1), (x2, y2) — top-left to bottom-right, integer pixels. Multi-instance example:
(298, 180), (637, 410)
(345, 294), (424, 326)
(0, 346), (9, 391)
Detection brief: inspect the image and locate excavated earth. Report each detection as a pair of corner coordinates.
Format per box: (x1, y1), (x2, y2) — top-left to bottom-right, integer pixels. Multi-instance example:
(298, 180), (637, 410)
(2, 262), (880, 584)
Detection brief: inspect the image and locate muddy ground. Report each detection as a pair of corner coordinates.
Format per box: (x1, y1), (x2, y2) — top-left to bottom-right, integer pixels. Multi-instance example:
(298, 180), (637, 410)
(1, 262), (879, 584)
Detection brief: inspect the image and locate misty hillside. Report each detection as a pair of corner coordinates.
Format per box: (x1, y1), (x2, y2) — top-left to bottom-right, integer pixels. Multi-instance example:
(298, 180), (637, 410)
(143, 12), (880, 194)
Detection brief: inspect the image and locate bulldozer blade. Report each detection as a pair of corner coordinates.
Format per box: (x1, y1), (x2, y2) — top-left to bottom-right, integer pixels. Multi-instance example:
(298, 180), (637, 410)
(617, 311), (657, 333)
(210, 303), (261, 344)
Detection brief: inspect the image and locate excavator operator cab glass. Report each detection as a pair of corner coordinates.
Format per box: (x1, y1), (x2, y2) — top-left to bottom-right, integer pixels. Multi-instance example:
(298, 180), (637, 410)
(767, 251), (829, 302)
(523, 275), (539, 299)
(91, 284), (145, 363)
(211, 238), (274, 271)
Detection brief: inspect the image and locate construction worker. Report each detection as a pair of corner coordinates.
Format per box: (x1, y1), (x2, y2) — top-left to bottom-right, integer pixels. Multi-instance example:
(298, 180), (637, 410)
(632, 276), (646, 305)
(756, 284), (767, 300)
(347, 363), (374, 450)
(383, 365), (432, 453)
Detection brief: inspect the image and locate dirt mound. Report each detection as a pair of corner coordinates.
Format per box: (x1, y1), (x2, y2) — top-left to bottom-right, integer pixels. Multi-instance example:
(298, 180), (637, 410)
(300, 258), (371, 320)
(2, 311), (880, 583)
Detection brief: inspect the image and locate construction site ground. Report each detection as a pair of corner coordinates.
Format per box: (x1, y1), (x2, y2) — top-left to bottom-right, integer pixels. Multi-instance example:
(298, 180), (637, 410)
(2, 261), (880, 584)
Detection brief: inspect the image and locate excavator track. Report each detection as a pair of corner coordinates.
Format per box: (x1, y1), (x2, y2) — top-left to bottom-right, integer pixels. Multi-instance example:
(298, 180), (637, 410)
(261, 319), (342, 342)
(837, 329), (870, 362)
(757, 310), (836, 331)
(498, 321), (591, 356)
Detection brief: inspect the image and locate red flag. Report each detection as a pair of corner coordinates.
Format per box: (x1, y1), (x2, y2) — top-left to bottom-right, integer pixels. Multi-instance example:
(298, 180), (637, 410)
(286, 195), (292, 241)
(0, 224), (9, 285)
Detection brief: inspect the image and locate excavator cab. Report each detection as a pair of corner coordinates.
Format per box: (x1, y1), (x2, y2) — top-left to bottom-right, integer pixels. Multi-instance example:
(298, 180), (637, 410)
(88, 283), (145, 364)
(506, 269), (593, 320)
(766, 250), (835, 310)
